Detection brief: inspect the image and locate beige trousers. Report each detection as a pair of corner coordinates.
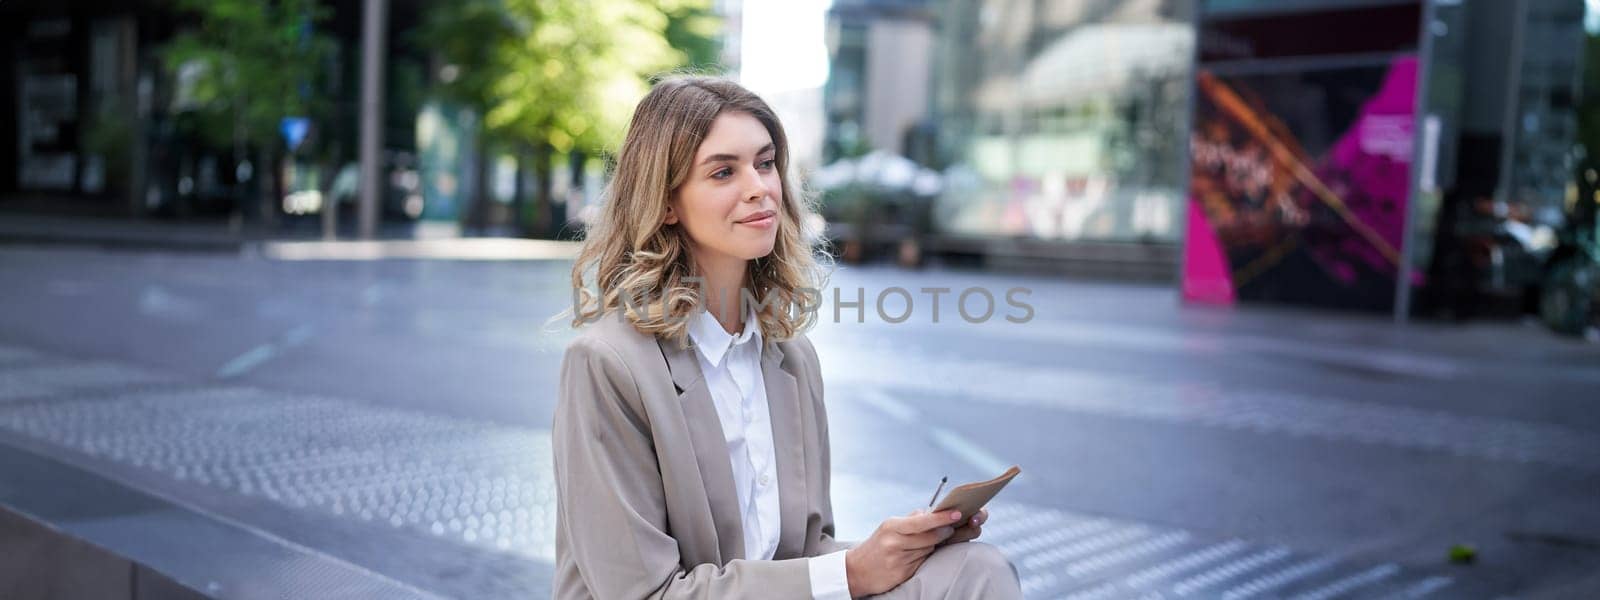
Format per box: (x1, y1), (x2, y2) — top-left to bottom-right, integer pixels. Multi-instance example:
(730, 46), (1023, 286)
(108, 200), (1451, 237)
(867, 542), (1022, 600)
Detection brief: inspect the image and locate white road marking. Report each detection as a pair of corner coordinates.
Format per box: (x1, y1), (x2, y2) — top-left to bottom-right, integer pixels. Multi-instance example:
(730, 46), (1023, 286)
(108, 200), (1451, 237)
(1388, 576), (1454, 599)
(1066, 531), (1193, 578)
(1022, 525), (1152, 571)
(1221, 556), (1338, 599)
(855, 387), (1010, 478)
(929, 426), (1012, 477)
(1172, 547), (1292, 596)
(1125, 540), (1251, 588)
(1288, 563), (1401, 600)
(217, 344), (278, 379)
(283, 324), (316, 347)
(858, 387), (920, 423)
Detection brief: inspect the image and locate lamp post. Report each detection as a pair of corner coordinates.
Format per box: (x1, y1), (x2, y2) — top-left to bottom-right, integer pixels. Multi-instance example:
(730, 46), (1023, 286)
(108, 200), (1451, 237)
(358, 0), (388, 240)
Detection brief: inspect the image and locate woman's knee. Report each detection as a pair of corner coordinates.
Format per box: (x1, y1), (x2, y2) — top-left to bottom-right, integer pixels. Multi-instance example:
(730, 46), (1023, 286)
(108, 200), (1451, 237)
(869, 543), (1020, 599)
(958, 542), (1019, 584)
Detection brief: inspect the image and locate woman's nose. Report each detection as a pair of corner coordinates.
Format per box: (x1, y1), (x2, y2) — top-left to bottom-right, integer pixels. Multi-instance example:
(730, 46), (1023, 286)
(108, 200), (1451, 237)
(743, 167), (771, 201)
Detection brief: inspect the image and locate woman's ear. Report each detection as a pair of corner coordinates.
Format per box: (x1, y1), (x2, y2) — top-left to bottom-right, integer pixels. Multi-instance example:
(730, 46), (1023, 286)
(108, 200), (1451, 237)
(663, 205), (679, 225)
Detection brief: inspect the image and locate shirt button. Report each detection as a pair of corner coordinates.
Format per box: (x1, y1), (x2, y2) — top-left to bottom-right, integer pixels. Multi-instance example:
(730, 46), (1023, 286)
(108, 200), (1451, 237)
(759, 473), (770, 486)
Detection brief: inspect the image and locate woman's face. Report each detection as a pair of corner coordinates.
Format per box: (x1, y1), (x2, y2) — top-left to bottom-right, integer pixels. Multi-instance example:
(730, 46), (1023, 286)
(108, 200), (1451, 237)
(666, 111), (782, 269)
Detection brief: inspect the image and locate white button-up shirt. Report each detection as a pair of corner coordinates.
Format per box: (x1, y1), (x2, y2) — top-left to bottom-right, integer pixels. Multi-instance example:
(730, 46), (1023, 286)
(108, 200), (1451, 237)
(686, 306), (850, 600)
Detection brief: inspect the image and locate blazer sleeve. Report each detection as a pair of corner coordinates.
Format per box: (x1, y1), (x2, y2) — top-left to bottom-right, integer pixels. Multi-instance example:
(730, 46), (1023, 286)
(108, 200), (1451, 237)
(554, 336), (817, 600)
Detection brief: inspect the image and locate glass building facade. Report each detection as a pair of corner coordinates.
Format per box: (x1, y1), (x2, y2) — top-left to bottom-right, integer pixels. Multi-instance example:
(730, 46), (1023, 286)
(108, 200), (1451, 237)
(929, 0), (1196, 244)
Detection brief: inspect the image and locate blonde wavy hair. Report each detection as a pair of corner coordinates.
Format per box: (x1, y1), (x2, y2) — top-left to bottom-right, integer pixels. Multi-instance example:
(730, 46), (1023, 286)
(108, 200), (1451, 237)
(568, 75), (829, 344)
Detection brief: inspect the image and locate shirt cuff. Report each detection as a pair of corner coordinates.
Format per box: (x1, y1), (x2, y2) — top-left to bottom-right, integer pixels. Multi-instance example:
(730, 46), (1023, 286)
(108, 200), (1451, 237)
(808, 549), (852, 600)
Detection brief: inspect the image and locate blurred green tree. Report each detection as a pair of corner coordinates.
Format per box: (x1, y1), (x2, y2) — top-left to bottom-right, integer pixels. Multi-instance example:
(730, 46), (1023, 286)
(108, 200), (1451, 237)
(1568, 32), (1600, 251)
(1580, 34), (1600, 179)
(418, 0), (720, 237)
(662, 0), (725, 73)
(162, 0), (336, 222)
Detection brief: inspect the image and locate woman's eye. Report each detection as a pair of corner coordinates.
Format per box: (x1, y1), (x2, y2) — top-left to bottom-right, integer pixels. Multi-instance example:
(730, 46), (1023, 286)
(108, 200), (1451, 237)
(712, 168), (732, 180)
(758, 159), (776, 170)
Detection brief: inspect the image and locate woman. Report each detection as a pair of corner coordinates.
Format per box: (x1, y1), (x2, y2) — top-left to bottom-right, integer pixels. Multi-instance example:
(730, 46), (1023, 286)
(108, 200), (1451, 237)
(554, 76), (1021, 600)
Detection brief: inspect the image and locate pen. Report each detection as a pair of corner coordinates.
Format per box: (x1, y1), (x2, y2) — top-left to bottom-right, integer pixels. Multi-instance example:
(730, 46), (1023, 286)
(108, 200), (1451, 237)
(927, 476), (947, 509)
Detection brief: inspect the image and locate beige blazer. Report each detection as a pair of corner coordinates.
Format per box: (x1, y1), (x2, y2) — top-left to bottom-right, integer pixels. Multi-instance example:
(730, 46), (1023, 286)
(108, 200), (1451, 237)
(553, 312), (853, 600)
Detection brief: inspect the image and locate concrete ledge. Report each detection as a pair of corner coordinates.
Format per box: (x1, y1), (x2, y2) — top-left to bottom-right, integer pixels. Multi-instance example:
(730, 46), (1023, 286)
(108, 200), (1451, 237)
(0, 442), (437, 600)
(0, 213), (253, 254)
(0, 508), (205, 600)
(925, 235), (1179, 281)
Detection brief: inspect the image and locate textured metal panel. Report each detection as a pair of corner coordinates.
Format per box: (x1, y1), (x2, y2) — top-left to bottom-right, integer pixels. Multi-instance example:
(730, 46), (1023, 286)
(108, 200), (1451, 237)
(0, 385), (560, 562)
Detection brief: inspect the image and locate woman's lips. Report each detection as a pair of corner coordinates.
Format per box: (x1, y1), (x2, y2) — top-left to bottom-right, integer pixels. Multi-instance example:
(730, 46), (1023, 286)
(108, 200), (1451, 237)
(737, 211), (776, 228)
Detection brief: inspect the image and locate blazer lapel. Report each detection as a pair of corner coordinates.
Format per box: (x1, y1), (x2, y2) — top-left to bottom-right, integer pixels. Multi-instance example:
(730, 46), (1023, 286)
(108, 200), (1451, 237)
(658, 336), (746, 562)
(762, 340), (809, 559)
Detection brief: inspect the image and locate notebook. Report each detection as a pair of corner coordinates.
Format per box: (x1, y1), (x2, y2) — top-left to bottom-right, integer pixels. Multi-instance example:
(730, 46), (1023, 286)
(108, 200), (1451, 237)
(932, 465), (1021, 521)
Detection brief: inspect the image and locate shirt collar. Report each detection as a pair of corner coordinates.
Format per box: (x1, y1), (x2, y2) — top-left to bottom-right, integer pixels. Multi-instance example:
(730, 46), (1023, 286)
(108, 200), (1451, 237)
(687, 303), (763, 368)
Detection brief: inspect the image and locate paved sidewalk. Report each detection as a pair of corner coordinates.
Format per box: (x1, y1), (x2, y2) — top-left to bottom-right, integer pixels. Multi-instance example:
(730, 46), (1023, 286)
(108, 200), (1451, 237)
(0, 212), (581, 260)
(0, 213), (266, 253)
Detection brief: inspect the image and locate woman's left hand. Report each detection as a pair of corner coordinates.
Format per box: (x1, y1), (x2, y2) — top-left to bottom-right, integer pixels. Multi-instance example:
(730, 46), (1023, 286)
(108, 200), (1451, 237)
(944, 508), (988, 544)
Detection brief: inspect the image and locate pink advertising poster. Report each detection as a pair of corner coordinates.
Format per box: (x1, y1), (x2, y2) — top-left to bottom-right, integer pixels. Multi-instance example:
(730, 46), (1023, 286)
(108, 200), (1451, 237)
(1184, 56), (1418, 312)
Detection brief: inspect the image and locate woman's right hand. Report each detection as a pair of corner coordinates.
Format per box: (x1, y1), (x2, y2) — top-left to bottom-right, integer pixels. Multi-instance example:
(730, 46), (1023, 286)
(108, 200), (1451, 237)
(844, 509), (963, 597)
